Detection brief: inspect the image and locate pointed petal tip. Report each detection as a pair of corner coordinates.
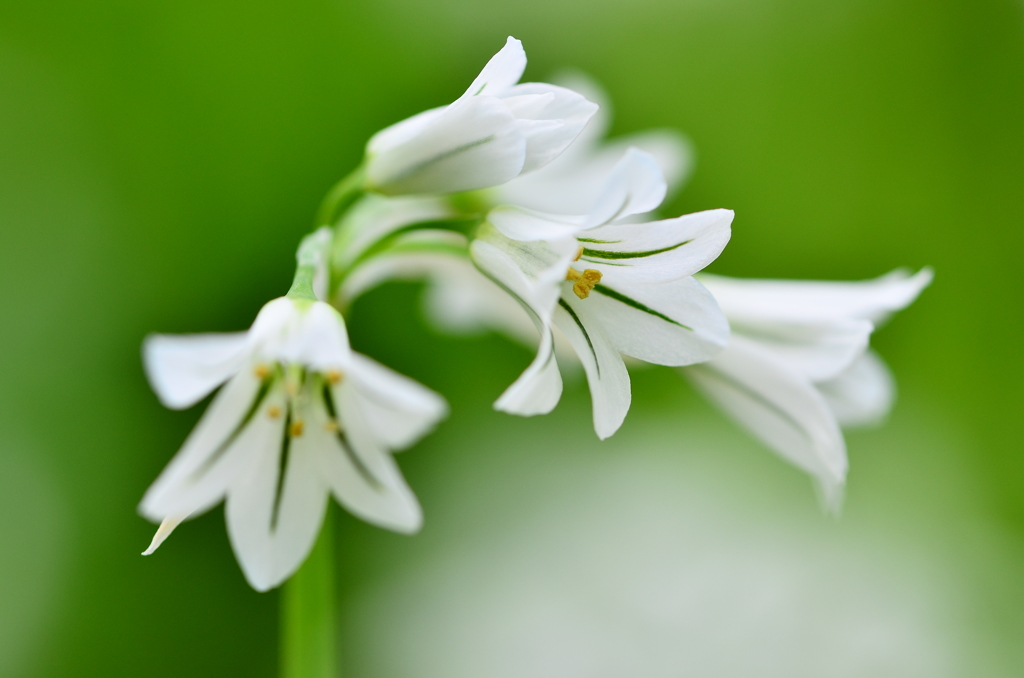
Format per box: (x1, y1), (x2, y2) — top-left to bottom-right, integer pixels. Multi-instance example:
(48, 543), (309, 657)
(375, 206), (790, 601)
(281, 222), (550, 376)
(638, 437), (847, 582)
(141, 514), (188, 556)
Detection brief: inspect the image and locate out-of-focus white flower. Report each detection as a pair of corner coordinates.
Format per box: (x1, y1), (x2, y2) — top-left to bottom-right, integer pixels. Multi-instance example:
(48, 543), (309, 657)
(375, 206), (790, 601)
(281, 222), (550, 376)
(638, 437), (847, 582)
(139, 234), (447, 591)
(364, 37), (598, 196)
(685, 269), (933, 510)
(493, 72), (693, 215)
(470, 149), (732, 439)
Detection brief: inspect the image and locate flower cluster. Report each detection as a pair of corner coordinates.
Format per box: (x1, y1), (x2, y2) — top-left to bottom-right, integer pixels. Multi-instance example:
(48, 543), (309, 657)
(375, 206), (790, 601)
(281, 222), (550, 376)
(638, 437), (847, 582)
(141, 36), (931, 590)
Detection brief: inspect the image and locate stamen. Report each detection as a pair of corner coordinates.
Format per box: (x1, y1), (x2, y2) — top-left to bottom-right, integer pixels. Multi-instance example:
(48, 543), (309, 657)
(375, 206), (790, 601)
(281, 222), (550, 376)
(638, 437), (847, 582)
(254, 364), (270, 379)
(267, 405), (282, 419)
(290, 420), (305, 437)
(574, 245), (584, 262)
(324, 420), (339, 433)
(565, 267), (603, 299)
(325, 369), (344, 385)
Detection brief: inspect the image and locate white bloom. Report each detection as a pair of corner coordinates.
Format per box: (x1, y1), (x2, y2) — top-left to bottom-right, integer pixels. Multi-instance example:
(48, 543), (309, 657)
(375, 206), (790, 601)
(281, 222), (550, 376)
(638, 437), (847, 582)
(365, 37), (598, 196)
(493, 71), (694, 215)
(472, 148), (733, 439)
(139, 296), (447, 591)
(684, 268), (933, 510)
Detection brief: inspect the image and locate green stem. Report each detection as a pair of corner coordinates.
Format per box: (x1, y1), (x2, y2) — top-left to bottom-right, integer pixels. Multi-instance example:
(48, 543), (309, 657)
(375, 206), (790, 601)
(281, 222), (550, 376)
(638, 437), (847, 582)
(316, 164), (367, 228)
(280, 508), (338, 678)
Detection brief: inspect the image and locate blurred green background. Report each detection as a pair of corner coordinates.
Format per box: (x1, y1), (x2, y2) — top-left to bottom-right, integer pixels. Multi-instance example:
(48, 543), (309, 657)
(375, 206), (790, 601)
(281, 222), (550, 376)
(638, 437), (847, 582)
(1, 0), (1023, 675)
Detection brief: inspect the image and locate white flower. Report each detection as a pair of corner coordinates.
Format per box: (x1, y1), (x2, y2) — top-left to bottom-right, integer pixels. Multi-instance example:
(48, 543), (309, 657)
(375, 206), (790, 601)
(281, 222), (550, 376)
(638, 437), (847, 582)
(365, 36), (598, 196)
(493, 71), (694, 215)
(684, 268), (933, 510)
(471, 148), (733, 439)
(139, 296), (447, 591)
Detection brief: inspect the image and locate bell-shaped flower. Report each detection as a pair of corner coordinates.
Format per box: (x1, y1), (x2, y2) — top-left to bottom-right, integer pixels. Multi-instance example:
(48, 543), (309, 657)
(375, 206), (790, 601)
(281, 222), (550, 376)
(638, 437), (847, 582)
(364, 36), (598, 196)
(139, 235), (447, 591)
(684, 268), (933, 511)
(471, 148), (733, 439)
(494, 72), (693, 215)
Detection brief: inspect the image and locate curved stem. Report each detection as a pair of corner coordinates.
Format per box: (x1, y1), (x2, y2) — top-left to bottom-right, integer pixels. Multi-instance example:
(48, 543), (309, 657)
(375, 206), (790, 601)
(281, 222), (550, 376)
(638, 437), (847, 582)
(280, 507), (338, 678)
(316, 164), (367, 228)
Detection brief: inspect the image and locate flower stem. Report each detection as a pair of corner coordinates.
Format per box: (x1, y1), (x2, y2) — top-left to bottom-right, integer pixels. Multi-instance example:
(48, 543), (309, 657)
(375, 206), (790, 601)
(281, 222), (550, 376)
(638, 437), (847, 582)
(316, 164), (367, 228)
(280, 507), (338, 678)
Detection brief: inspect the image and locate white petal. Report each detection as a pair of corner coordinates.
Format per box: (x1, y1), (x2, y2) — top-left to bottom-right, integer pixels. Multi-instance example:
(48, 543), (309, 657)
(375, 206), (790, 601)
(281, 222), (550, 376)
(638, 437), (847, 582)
(366, 96), (525, 196)
(584, 148), (666, 228)
(143, 332), (251, 409)
(582, 277), (729, 367)
(731, 318), (874, 382)
(345, 352), (448, 450)
(494, 127), (692, 216)
(700, 268), (934, 325)
(487, 205), (584, 242)
(366, 107), (446, 157)
(225, 396), (331, 592)
(273, 301), (352, 371)
(327, 382), (423, 532)
(460, 36), (526, 99)
(684, 335), (847, 511)
(817, 351), (896, 427)
(139, 368), (267, 520)
(549, 71), (612, 149)
(420, 252), (537, 342)
(553, 296), (631, 440)
(502, 83), (599, 173)
(141, 514), (188, 555)
(579, 209), (733, 284)
(470, 238), (566, 416)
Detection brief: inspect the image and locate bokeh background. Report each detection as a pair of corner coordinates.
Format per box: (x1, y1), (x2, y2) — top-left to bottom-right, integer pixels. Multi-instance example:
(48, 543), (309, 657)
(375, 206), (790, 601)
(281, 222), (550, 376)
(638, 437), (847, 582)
(2, 0), (1023, 675)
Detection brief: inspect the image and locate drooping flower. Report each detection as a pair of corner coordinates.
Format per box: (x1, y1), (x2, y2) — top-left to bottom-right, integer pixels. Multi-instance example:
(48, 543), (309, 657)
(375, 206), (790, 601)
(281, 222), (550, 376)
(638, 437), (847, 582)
(470, 148), (733, 438)
(139, 231), (447, 591)
(364, 36), (598, 196)
(684, 269), (933, 510)
(493, 71), (693, 214)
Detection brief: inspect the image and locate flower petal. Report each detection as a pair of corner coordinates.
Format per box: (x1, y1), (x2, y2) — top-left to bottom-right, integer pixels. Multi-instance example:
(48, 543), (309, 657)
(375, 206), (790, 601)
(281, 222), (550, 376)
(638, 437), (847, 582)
(141, 514), (188, 555)
(552, 296), (631, 440)
(502, 83), (599, 173)
(326, 382), (423, 532)
(139, 368), (267, 521)
(579, 209), (733, 284)
(700, 268), (934, 325)
(817, 351), (896, 428)
(366, 95), (526, 196)
(272, 301), (352, 372)
(225, 395), (330, 591)
(487, 205), (584, 242)
(143, 332), (251, 409)
(470, 237), (570, 416)
(581, 277), (729, 366)
(584, 147), (666, 228)
(730, 317), (874, 382)
(460, 36), (526, 99)
(684, 335), (847, 512)
(345, 352), (448, 450)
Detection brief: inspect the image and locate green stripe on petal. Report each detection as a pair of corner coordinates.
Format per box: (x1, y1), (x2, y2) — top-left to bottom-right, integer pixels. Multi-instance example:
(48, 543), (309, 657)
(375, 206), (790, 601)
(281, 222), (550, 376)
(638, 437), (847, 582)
(581, 239), (692, 260)
(558, 298), (600, 376)
(593, 285), (693, 331)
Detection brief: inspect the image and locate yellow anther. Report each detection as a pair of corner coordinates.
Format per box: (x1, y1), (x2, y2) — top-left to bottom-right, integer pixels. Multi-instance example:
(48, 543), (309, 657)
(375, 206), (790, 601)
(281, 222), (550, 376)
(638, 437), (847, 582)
(565, 267), (603, 299)
(254, 364), (270, 379)
(267, 405), (282, 419)
(324, 420), (339, 433)
(290, 420), (305, 438)
(574, 245), (584, 262)
(285, 382), (298, 396)
(325, 370), (344, 385)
